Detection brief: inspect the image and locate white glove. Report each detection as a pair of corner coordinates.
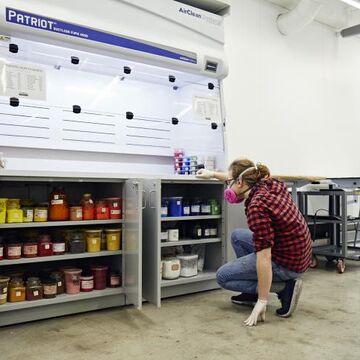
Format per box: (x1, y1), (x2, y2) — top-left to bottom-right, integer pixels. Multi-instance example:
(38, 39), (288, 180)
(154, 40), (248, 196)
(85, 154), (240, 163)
(244, 299), (267, 327)
(196, 169), (215, 179)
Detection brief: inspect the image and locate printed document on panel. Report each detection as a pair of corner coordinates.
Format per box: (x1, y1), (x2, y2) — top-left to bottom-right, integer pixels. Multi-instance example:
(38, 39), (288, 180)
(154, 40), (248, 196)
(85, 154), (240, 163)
(193, 96), (221, 123)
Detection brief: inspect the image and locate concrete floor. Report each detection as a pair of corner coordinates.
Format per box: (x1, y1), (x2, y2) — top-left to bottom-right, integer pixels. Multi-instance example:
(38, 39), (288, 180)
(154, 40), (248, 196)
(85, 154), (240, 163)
(1, 260), (360, 360)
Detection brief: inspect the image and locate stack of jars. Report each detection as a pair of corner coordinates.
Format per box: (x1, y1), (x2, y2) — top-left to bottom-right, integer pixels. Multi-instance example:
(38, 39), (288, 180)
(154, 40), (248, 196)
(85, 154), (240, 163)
(173, 149), (198, 175)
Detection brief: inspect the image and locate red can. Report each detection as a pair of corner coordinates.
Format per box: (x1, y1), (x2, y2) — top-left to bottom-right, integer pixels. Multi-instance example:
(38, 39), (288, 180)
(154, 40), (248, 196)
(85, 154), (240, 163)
(91, 265), (108, 290)
(95, 201), (110, 220)
(80, 275), (94, 292)
(104, 198), (122, 219)
(38, 235), (53, 257)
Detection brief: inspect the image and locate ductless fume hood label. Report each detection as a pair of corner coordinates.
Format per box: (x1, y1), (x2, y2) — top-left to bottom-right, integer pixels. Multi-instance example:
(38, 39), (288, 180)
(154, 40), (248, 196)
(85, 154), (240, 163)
(193, 96), (221, 123)
(0, 61), (46, 100)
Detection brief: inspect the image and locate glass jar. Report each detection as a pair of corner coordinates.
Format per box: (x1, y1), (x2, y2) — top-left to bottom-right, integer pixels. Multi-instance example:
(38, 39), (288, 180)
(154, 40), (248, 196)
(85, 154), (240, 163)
(80, 274), (94, 292)
(22, 238), (38, 258)
(49, 188), (69, 221)
(22, 207), (34, 222)
(192, 224), (203, 239)
(201, 200), (211, 215)
(5, 241), (22, 260)
(26, 277), (43, 301)
(161, 198), (169, 217)
(95, 200), (110, 220)
(190, 198), (202, 216)
(70, 206), (83, 221)
(104, 198), (122, 219)
(38, 234), (53, 257)
(53, 238), (66, 255)
(105, 229), (121, 251)
(6, 208), (23, 223)
(69, 232), (85, 254)
(0, 276), (10, 305)
(7, 199), (20, 209)
(85, 230), (102, 252)
(42, 279), (57, 299)
(34, 204), (48, 222)
(81, 193), (95, 220)
(49, 271), (65, 294)
(108, 272), (121, 288)
(182, 199), (191, 216)
(8, 278), (26, 302)
(210, 199), (221, 215)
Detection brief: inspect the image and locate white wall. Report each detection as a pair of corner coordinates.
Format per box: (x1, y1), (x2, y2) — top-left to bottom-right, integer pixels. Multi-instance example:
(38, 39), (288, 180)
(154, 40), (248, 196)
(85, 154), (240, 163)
(223, 0), (360, 178)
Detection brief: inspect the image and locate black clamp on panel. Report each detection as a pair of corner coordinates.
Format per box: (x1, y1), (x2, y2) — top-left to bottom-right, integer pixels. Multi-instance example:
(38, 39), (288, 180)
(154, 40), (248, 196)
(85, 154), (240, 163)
(169, 75), (176, 83)
(124, 66), (131, 74)
(172, 117), (179, 125)
(73, 105), (81, 113)
(126, 111), (134, 119)
(71, 56), (80, 65)
(9, 43), (18, 53)
(211, 122), (218, 130)
(10, 97), (19, 107)
(208, 82), (214, 90)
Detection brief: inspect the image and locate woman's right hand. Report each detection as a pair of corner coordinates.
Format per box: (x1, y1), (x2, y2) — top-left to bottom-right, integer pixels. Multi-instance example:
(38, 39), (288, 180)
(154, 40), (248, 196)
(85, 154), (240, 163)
(196, 169), (215, 179)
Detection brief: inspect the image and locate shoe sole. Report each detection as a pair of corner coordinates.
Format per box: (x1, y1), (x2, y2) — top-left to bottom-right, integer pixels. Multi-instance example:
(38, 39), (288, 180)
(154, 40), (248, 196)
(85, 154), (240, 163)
(278, 279), (303, 318)
(231, 300), (257, 306)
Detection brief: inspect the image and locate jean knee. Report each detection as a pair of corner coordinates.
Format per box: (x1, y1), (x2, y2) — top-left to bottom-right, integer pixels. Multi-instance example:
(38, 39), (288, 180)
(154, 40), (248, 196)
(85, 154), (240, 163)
(231, 228), (250, 247)
(216, 265), (227, 286)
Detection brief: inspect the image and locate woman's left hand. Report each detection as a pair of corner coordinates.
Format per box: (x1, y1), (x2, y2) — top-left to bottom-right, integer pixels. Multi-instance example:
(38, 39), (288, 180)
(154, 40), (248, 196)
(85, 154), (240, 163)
(244, 299), (267, 326)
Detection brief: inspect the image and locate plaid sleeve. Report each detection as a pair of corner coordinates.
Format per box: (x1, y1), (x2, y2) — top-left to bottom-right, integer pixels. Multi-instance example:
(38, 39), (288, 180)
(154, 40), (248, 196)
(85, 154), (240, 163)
(247, 203), (275, 252)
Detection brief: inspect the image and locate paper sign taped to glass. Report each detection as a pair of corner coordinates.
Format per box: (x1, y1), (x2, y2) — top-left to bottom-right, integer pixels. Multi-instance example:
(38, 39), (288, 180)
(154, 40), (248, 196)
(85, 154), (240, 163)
(0, 60), (46, 100)
(192, 96), (221, 123)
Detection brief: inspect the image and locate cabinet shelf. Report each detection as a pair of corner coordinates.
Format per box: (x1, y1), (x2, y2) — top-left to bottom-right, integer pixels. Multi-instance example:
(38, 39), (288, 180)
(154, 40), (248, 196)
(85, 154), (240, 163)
(0, 287), (124, 312)
(161, 215), (221, 222)
(0, 219), (123, 229)
(161, 271), (217, 287)
(0, 250), (122, 266)
(161, 238), (221, 247)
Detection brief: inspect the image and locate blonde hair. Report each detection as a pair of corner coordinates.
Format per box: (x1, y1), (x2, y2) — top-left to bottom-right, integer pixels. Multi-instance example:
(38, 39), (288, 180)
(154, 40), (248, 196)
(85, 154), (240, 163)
(228, 158), (270, 187)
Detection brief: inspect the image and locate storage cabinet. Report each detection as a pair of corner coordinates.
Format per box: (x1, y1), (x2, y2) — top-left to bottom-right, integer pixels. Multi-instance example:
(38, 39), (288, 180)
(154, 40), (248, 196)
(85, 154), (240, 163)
(142, 178), (226, 306)
(0, 173), (142, 326)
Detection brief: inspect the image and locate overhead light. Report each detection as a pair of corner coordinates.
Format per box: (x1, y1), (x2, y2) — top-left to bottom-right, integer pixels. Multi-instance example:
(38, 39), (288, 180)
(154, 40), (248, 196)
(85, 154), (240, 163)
(340, 0), (360, 10)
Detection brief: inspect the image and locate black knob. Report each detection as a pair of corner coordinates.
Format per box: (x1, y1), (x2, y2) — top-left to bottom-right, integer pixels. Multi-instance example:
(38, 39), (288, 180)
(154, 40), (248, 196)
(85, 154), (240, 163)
(124, 66), (131, 74)
(71, 56), (80, 65)
(10, 97), (19, 107)
(172, 117), (179, 125)
(9, 44), (18, 53)
(126, 111), (134, 119)
(211, 122), (218, 130)
(73, 105), (81, 113)
(208, 82), (214, 90)
(169, 75), (176, 83)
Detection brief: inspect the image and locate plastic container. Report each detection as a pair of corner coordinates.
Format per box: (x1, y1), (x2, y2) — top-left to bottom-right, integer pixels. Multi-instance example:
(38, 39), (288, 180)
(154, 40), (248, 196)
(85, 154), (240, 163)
(182, 199), (191, 216)
(167, 229), (179, 242)
(190, 198), (202, 216)
(0, 276), (10, 305)
(49, 271), (65, 294)
(53, 238), (66, 255)
(63, 268), (82, 294)
(85, 230), (102, 252)
(8, 278), (26, 302)
(34, 204), (48, 222)
(70, 206), (83, 221)
(210, 199), (221, 215)
(81, 193), (95, 220)
(104, 198), (122, 219)
(5, 241), (22, 260)
(168, 197), (183, 217)
(201, 200), (211, 215)
(69, 233), (85, 254)
(95, 200), (110, 220)
(108, 272), (121, 288)
(38, 234), (53, 257)
(26, 277), (43, 301)
(49, 188), (69, 221)
(22, 239), (38, 258)
(42, 280), (57, 299)
(0, 198), (7, 224)
(80, 274), (94, 292)
(161, 198), (169, 217)
(162, 258), (181, 280)
(91, 265), (108, 290)
(22, 207), (34, 222)
(105, 229), (121, 251)
(6, 209), (23, 223)
(177, 254), (198, 277)
(7, 199), (20, 209)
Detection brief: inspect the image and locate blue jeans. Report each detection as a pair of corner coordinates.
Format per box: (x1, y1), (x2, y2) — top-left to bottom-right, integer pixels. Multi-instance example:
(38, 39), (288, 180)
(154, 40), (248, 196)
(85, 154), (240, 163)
(216, 229), (300, 294)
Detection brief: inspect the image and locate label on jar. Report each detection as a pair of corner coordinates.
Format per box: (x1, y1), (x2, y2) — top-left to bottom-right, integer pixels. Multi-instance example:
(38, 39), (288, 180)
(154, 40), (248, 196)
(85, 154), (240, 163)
(110, 209), (120, 215)
(16, 291), (21, 297)
(204, 229), (211, 237)
(111, 235), (117, 241)
(51, 199), (63, 205)
(171, 264), (179, 271)
(23, 244), (37, 255)
(33, 290), (39, 296)
(58, 281), (62, 287)
(191, 205), (200, 213)
(161, 207), (168, 216)
(201, 205), (211, 214)
(54, 195), (59, 200)
(197, 229), (202, 237)
(0, 293), (6, 301)
(45, 244), (50, 250)
(71, 276), (80, 285)
(8, 246), (21, 256)
(2, 287), (7, 294)
(43, 284), (56, 295)
(183, 206), (190, 215)
(53, 243), (65, 252)
(210, 228), (218, 236)
(35, 209), (47, 219)
(75, 209), (82, 217)
(81, 280), (93, 289)
(161, 231), (168, 241)
(110, 276), (120, 286)
(24, 209), (34, 220)
(92, 239), (98, 244)
(0, 247), (3, 257)
(100, 207), (107, 213)
(168, 229), (179, 241)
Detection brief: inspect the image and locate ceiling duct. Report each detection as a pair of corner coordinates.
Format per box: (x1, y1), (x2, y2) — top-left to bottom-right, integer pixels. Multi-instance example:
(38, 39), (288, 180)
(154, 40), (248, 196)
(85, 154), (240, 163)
(277, 0), (323, 35)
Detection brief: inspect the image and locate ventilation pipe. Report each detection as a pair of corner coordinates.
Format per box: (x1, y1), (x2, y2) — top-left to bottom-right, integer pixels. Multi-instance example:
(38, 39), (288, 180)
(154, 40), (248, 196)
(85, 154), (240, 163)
(277, 0), (323, 36)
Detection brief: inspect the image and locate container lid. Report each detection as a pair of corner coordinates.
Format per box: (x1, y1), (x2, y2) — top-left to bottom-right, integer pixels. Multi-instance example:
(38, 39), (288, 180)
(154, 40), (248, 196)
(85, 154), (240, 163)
(80, 275), (94, 280)
(103, 197), (121, 201)
(0, 275), (10, 283)
(91, 265), (109, 271)
(105, 228), (121, 233)
(168, 196), (183, 200)
(85, 229), (102, 233)
(70, 206), (82, 209)
(63, 268), (82, 274)
(176, 254), (198, 260)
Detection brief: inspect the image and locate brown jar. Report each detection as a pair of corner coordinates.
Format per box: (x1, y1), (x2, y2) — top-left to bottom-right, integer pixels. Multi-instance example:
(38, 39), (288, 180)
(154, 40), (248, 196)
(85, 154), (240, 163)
(49, 188), (69, 221)
(26, 277), (43, 301)
(42, 280), (57, 299)
(9, 278), (26, 302)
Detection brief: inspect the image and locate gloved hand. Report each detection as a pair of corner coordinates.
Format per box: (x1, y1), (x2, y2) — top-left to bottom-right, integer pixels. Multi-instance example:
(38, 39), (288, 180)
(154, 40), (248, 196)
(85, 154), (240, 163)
(196, 169), (215, 179)
(244, 299), (267, 326)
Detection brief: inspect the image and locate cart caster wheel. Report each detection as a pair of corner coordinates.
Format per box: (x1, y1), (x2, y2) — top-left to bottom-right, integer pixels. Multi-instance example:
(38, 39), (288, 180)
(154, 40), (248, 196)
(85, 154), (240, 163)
(336, 259), (345, 274)
(310, 255), (319, 268)
(325, 256), (336, 263)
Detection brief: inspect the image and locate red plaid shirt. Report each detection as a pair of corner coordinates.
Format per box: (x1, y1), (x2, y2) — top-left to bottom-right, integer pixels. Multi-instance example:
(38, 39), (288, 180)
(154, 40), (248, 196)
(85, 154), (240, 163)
(245, 178), (312, 273)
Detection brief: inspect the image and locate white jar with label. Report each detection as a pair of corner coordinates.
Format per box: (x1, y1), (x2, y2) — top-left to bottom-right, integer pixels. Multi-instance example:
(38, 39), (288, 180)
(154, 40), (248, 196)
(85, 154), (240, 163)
(167, 229), (179, 242)
(162, 258), (181, 280)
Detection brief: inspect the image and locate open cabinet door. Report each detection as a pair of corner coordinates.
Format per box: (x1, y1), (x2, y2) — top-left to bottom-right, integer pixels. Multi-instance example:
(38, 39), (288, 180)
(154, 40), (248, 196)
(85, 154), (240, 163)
(142, 179), (161, 307)
(124, 179), (142, 309)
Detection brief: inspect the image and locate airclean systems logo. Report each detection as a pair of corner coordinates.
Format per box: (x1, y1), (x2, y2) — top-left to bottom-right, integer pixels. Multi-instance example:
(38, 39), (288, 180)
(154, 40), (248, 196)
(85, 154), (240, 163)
(178, 7), (221, 26)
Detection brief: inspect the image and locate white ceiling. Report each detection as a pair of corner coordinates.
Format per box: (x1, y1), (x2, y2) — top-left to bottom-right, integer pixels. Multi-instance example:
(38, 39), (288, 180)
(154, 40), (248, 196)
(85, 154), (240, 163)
(267, 0), (360, 30)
